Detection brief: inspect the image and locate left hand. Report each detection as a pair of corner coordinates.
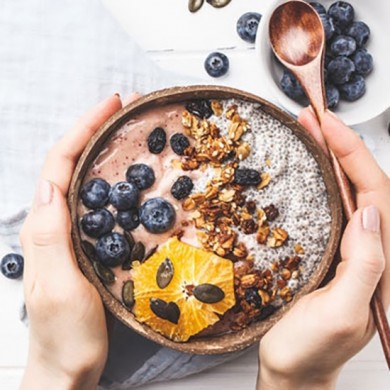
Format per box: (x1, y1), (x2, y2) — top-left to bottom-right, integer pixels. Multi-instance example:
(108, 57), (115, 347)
(20, 94), (131, 389)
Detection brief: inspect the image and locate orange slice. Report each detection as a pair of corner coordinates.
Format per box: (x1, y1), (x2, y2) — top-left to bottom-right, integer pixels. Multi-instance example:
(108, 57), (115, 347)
(131, 237), (235, 342)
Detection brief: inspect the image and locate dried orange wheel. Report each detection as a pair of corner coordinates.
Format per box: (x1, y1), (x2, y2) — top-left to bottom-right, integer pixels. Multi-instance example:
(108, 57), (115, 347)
(131, 237), (235, 342)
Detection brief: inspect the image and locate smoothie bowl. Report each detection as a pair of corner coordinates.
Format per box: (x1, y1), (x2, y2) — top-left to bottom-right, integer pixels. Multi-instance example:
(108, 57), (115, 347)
(68, 86), (342, 354)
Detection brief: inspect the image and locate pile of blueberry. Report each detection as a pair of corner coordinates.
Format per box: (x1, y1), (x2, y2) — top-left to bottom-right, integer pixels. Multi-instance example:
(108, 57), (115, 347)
(80, 127), (195, 268)
(280, 1), (373, 109)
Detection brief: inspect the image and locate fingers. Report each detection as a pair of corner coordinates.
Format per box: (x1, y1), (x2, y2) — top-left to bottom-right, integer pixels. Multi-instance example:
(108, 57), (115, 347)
(20, 180), (78, 291)
(331, 206), (385, 310)
(297, 107), (328, 155)
(40, 94), (122, 195)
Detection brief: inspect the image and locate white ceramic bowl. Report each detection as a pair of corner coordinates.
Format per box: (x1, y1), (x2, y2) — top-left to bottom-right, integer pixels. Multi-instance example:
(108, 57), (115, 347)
(256, 0), (390, 125)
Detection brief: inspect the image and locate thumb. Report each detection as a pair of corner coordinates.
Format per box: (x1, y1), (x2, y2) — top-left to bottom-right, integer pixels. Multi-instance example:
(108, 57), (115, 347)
(332, 206), (385, 310)
(20, 179), (78, 288)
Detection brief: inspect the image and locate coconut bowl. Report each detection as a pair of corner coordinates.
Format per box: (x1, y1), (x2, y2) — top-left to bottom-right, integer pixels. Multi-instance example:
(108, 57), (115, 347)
(68, 85), (342, 355)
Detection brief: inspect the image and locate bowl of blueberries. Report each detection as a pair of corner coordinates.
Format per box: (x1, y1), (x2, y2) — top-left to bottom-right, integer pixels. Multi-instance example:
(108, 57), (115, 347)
(256, 0), (390, 125)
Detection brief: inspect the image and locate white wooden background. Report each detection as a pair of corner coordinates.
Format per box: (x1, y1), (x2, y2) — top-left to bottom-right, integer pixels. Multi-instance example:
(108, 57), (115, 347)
(1, 0), (389, 388)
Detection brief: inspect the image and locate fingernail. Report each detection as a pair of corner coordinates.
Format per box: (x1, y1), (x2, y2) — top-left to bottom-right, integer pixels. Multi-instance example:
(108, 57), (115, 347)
(362, 206), (380, 233)
(326, 109), (340, 120)
(114, 93), (121, 99)
(34, 179), (53, 208)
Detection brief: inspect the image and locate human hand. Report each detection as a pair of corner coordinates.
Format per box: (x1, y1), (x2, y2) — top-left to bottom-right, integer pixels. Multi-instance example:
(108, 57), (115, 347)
(258, 109), (390, 390)
(20, 94), (126, 389)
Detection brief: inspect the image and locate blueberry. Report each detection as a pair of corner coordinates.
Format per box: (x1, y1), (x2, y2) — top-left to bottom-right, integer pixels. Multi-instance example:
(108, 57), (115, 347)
(328, 1), (354, 28)
(109, 181), (139, 210)
(325, 84), (340, 109)
(319, 14), (336, 41)
(170, 133), (190, 156)
(171, 176), (194, 200)
(80, 178), (110, 209)
(346, 21), (370, 47)
(233, 168), (261, 186)
(81, 208), (115, 238)
(147, 127), (166, 154)
(117, 209), (140, 231)
(204, 52), (229, 78)
(185, 100), (213, 119)
(236, 12), (262, 43)
(126, 164), (155, 190)
(280, 70), (305, 101)
(339, 74), (366, 101)
(245, 287), (262, 309)
(1, 253), (24, 279)
(352, 48), (373, 76)
(96, 232), (130, 267)
(309, 2), (326, 15)
(140, 198), (176, 234)
(327, 56), (355, 85)
(330, 35), (356, 56)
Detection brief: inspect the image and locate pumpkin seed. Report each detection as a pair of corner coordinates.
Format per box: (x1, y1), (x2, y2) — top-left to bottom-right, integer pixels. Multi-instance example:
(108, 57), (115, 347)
(188, 0), (204, 12)
(193, 283), (225, 303)
(92, 261), (115, 285)
(150, 298), (180, 324)
(131, 242), (145, 262)
(122, 280), (135, 309)
(206, 0), (231, 8)
(156, 258), (174, 289)
(81, 240), (97, 262)
(123, 230), (135, 249)
(144, 245), (158, 261)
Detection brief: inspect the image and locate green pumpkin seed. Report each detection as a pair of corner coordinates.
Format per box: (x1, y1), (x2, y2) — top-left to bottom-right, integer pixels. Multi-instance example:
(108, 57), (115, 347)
(193, 283), (225, 303)
(144, 245), (158, 261)
(92, 261), (115, 285)
(206, 0), (231, 8)
(150, 298), (180, 324)
(156, 258), (174, 289)
(123, 230), (135, 249)
(188, 0), (204, 12)
(131, 242), (145, 262)
(81, 240), (97, 262)
(122, 280), (135, 309)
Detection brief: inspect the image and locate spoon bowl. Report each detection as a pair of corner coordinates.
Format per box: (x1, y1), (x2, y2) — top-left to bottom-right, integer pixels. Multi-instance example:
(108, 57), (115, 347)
(269, 1), (324, 66)
(269, 0), (326, 119)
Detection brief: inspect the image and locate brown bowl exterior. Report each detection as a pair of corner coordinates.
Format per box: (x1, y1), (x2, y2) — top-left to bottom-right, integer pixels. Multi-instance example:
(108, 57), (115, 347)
(68, 85), (343, 355)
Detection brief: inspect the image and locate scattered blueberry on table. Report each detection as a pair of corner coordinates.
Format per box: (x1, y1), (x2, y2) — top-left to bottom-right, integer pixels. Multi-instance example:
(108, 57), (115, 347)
(236, 12), (262, 44)
(279, 1), (374, 108)
(204, 52), (229, 78)
(1, 253), (24, 279)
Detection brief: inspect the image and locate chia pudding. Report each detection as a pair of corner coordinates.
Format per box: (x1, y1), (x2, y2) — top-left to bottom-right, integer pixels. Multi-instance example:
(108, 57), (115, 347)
(77, 98), (332, 339)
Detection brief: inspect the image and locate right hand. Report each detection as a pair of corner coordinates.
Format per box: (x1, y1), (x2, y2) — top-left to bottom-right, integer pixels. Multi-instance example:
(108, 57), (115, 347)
(257, 109), (390, 389)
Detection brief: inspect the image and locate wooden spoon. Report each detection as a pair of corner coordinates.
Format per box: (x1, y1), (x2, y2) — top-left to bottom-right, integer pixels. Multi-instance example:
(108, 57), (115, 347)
(269, 0), (390, 369)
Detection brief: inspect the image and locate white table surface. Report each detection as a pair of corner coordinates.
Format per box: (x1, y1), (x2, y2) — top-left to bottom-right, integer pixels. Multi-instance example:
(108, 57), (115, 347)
(1, 0), (389, 389)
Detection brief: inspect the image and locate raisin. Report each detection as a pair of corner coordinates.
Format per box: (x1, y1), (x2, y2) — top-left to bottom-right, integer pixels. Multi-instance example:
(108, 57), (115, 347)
(147, 127), (166, 154)
(245, 287), (262, 309)
(264, 204), (279, 221)
(233, 168), (261, 186)
(171, 176), (194, 200)
(170, 133), (190, 156)
(241, 219), (258, 235)
(185, 99), (213, 118)
(246, 200), (257, 214)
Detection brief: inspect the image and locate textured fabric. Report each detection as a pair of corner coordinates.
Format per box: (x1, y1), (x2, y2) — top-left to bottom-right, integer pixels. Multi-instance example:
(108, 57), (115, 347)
(0, 0), (250, 387)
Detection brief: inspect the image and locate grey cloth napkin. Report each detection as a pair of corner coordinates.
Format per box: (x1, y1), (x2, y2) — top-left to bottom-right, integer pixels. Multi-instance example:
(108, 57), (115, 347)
(0, 0), (252, 387)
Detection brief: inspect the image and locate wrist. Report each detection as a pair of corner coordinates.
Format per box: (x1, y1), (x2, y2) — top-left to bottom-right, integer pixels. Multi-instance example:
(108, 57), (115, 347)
(257, 361), (339, 390)
(21, 351), (102, 390)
